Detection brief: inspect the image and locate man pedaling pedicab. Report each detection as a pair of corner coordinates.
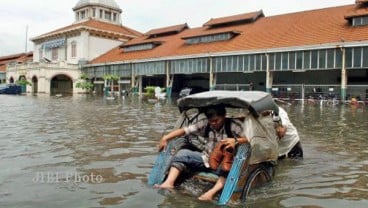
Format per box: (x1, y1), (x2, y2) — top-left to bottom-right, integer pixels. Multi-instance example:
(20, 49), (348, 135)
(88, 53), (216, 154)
(154, 104), (249, 201)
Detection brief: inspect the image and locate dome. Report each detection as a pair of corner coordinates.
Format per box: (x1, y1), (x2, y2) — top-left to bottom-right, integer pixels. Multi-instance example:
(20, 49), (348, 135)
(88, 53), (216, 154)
(74, 0), (121, 11)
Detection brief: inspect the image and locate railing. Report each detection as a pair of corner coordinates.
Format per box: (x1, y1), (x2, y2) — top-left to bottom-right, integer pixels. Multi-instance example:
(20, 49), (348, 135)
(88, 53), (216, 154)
(215, 84), (251, 91)
(271, 84), (368, 101)
(6, 62), (79, 72)
(215, 83), (368, 101)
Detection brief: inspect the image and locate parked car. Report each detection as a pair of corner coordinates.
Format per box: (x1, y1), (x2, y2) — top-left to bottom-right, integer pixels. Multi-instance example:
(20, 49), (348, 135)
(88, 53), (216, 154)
(0, 84), (22, 95)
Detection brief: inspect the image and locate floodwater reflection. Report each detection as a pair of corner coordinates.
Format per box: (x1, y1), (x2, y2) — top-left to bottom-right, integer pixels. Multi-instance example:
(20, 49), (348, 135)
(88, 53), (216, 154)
(0, 94), (367, 208)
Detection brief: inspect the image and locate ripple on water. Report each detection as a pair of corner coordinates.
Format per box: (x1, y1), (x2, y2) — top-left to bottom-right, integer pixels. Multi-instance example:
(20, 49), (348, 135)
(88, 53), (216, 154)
(1, 96), (368, 208)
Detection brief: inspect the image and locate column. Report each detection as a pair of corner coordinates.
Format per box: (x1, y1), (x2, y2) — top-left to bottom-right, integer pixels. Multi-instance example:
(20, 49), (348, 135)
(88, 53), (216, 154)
(165, 61), (172, 97)
(265, 54), (273, 93)
(209, 56), (215, 90)
(340, 48), (347, 102)
(130, 63), (138, 93)
(138, 76), (142, 96)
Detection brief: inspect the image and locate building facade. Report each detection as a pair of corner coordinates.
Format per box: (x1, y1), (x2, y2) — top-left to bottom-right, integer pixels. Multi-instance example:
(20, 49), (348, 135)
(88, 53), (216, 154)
(0, 52), (33, 84)
(6, 0), (141, 95)
(83, 1), (368, 101)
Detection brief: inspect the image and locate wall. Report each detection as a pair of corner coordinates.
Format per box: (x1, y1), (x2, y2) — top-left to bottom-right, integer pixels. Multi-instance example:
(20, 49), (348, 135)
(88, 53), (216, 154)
(88, 35), (122, 61)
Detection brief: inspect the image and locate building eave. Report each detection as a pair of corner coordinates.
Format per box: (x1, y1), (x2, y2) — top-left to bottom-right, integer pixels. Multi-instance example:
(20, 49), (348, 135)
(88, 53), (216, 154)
(31, 25), (137, 43)
(84, 40), (368, 68)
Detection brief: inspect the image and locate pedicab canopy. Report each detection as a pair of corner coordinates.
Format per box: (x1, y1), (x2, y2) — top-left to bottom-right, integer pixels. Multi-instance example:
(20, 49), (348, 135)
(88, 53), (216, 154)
(177, 90), (280, 164)
(177, 90), (279, 116)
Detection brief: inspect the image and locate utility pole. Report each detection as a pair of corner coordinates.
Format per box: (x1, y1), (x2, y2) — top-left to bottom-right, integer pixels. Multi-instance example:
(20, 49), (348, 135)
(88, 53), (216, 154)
(25, 25), (28, 52)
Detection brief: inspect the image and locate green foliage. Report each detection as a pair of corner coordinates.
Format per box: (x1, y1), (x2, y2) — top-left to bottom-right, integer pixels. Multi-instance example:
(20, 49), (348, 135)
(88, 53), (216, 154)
(16, 79), (32, 86)
(144, 86), (156, 97)
(76, 73), (94, 91)
(80, 73), (89, 80)
(76, 81), (94, 90)
(102, 74), (119, 81)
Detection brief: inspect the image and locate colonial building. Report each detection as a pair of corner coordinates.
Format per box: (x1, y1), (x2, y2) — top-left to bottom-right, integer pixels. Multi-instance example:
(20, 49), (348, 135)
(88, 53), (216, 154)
(6, 0), (141, 95)
(84, 1), (368, 101)
(0, 52), (33, 84)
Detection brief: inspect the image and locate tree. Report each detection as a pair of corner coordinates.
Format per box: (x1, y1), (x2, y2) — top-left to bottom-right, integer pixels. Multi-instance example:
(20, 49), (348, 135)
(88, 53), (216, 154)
(102, 74), (119, 95)
(16, 79), (32, 86)
(75, 73), (94, 92)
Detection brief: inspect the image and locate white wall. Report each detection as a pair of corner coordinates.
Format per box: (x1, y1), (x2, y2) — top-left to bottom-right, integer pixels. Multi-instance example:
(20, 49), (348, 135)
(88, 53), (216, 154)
(89, 36), (122, 61)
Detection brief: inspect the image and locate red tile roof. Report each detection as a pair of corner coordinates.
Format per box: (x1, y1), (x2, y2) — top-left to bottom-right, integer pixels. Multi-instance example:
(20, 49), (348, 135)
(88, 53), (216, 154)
(145, 23), (189, 37)
(31, 19), (142, 41)
(91, 4), (367, 64)
(203, 10), (264, 27)
(0, 52), (33, 72)
(356, 0), (368, 3)
(345, 4), (368, 19)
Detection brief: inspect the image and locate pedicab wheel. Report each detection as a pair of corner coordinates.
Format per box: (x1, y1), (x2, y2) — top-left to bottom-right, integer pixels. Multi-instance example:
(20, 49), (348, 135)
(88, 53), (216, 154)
(240, 165), (272, 202)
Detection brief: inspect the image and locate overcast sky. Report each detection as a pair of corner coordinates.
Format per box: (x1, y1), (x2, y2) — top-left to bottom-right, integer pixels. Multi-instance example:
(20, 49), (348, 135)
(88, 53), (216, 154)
(0, 0), (354, 57)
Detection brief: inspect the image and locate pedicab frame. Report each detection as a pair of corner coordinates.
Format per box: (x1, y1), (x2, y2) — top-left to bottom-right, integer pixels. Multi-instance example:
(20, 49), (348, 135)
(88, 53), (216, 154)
(148, 90), (280, 205)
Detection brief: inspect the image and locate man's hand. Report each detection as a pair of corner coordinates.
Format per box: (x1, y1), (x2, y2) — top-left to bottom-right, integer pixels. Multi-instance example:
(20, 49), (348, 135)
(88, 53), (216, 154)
(222, 138), (236, 151)
(276, 126), (287, 139)
(158, 136), (168, 152)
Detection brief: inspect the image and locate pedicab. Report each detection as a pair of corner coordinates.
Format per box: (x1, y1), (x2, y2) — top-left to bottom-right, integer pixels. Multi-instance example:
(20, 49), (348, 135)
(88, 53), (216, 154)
(148, 90), (280, 205)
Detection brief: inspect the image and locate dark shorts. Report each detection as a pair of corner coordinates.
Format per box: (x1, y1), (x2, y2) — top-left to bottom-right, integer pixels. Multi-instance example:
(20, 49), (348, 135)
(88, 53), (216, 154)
(279, 141), (303, 159)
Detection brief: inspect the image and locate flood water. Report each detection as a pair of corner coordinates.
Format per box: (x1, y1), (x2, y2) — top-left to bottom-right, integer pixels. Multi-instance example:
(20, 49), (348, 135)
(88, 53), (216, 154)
(0, 94), (367, 208)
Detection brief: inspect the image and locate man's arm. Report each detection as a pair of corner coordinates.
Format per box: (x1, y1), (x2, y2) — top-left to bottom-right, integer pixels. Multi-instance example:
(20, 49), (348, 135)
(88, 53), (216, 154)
(158, 128), (186, 151)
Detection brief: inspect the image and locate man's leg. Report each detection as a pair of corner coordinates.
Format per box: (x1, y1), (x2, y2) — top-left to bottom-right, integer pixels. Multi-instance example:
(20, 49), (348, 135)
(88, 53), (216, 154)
(155, 166), (180, 189)
(198, 176), (226, 201)
(287, 141), (303, 158)
(155, 149), (205, 188)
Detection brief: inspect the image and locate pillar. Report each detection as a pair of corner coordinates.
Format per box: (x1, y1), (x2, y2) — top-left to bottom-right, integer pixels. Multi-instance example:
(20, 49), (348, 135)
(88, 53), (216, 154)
(209, 56), (215, 90)
(265, 54), (273, 93)
(165, 61), (172, 97)
(340, 48), (347, 102)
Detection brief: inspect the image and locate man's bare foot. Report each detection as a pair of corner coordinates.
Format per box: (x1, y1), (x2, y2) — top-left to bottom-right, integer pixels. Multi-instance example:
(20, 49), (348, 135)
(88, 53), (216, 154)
(198, 192), (214, 201)
(153, 183), (174, 189)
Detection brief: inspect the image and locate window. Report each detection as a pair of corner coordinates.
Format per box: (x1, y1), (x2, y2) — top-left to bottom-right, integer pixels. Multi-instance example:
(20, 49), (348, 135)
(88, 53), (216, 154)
(92, 8), (96, 17)
(352, 16), (368, 27)
(303, 51), (310, 69)
(113, 13), (117, 21)
(345, 48), (353, 68)
(335, 49), (342, 68)
(255, 54), (261, 70)
(71, 42), (77, 58)
(268, 54), (275, 70)
(52, 48), (58, 60)
(353, 47), (362, 68)
(275, 53), (281, 70)
(249, 55), (255, 70)
(363, 47), (368, 67)
(99, 9), (103, 18)
(81, 11), (85, 19)
(122, 42), (161, 52)
(318, 49), (326, 69)
(327, 49), (335, 68)
(261, 54), (267, 71)
(281, 52), (288, 70)
(105, 11), (111, 20)
(183, 32), (238, 45)
(39, 48), (43, 61)
(244, 55), (250, 71)
(289, 52), (295, 70)
(296, 51), (303, 69)
(311, 50), (318, 69)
